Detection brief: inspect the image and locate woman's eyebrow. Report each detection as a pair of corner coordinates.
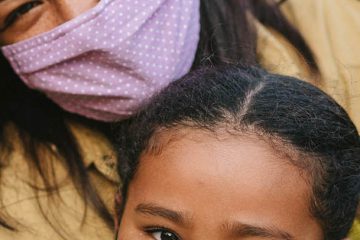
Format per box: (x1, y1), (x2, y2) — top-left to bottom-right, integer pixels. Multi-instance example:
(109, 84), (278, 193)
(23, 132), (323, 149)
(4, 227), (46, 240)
(222, 222), (294, 240)
(135, 203), (192, 228)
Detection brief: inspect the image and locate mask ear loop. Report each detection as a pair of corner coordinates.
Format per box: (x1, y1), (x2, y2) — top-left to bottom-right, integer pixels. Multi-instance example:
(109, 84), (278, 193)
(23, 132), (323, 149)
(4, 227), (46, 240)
(114, 187), (122, 240)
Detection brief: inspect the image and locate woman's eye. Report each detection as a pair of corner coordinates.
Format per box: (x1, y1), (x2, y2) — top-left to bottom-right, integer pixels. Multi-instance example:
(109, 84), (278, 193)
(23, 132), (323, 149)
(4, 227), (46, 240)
(148, 229), (180, 240)
(1, 0), (43, 31)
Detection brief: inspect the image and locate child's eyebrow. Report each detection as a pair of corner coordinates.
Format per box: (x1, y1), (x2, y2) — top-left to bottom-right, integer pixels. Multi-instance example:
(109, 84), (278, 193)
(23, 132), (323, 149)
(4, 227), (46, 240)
(222, 222), (294, 240)
(135, 203), (294, 240)
(135, 203), (192, 228)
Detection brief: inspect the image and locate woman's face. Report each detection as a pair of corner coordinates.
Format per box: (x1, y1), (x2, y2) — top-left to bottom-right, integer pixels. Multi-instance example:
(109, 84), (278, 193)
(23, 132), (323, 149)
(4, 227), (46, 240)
(118, 130), (323, 240)
(0, 0), (98, 45)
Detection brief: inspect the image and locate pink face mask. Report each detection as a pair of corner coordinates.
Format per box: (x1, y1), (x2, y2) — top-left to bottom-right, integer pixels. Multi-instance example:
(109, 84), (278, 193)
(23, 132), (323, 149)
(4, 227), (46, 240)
(1, 0), (200, 121)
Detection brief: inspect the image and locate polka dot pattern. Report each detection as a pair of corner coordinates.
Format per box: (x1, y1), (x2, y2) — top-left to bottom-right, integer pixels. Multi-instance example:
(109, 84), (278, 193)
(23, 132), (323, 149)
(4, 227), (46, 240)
(1, 0), (200, 122)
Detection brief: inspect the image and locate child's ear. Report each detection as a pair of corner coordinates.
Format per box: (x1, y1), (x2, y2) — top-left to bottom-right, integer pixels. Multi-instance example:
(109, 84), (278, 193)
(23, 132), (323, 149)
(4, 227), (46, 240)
(114, 189), (123, 234)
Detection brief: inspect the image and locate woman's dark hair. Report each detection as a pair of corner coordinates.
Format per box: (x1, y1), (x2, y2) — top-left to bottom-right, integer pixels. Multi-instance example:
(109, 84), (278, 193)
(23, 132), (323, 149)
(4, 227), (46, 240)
(193, 0), (318, 71)
(116, 65), (360, 240)
(0, 54), (114, 237)
(0, 0), (317, 235)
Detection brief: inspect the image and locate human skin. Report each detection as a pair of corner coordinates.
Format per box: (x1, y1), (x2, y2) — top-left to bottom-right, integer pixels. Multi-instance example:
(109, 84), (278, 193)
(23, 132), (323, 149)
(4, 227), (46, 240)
(118, 129), (324, 240)
(0, 0), (98, 45)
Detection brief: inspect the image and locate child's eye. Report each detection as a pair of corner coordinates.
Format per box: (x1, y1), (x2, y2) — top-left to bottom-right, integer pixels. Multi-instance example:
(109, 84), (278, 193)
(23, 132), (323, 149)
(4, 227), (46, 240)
(151, 231), (179, 240)
(1, 0), (43, 32)
(146, 228), (181, 240)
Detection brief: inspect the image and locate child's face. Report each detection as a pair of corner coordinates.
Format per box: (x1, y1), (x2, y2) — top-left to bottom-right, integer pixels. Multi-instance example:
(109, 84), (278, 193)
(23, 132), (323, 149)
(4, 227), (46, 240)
(118, 130), (323, 240)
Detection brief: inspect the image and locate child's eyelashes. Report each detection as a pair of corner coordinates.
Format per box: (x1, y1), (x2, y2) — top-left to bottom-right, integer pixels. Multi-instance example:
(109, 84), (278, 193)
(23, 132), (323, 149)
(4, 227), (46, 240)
(144, 226), (181, 240)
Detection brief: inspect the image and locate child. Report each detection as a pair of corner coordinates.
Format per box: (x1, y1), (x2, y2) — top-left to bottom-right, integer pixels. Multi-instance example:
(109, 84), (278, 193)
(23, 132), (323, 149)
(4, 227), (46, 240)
(115, 65), (360, 240)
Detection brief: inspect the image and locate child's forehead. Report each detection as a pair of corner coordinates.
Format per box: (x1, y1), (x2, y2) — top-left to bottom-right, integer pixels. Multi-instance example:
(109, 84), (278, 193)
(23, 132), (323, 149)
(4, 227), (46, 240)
(140, 131), (303, 179)
(126, 131), (317, 236)
(144, 126), (305, 166)
(134, 131), (309, 200)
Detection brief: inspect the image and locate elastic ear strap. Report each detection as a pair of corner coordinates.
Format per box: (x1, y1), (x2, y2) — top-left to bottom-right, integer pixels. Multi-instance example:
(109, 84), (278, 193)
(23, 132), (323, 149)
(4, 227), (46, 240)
(114, 188), (123, 238)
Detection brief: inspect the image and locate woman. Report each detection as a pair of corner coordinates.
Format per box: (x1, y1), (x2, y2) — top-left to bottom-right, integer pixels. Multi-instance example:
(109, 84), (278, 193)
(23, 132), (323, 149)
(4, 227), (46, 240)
(0, 0), (359, 239)
(0, 1), (199, 239)
(116, 65), (360, 240)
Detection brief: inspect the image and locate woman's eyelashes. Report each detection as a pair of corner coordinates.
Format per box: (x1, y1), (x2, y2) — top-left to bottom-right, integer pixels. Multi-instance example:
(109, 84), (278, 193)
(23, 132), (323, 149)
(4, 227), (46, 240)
(145, 227), (181, 240)
(0, 0), (43, 32)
